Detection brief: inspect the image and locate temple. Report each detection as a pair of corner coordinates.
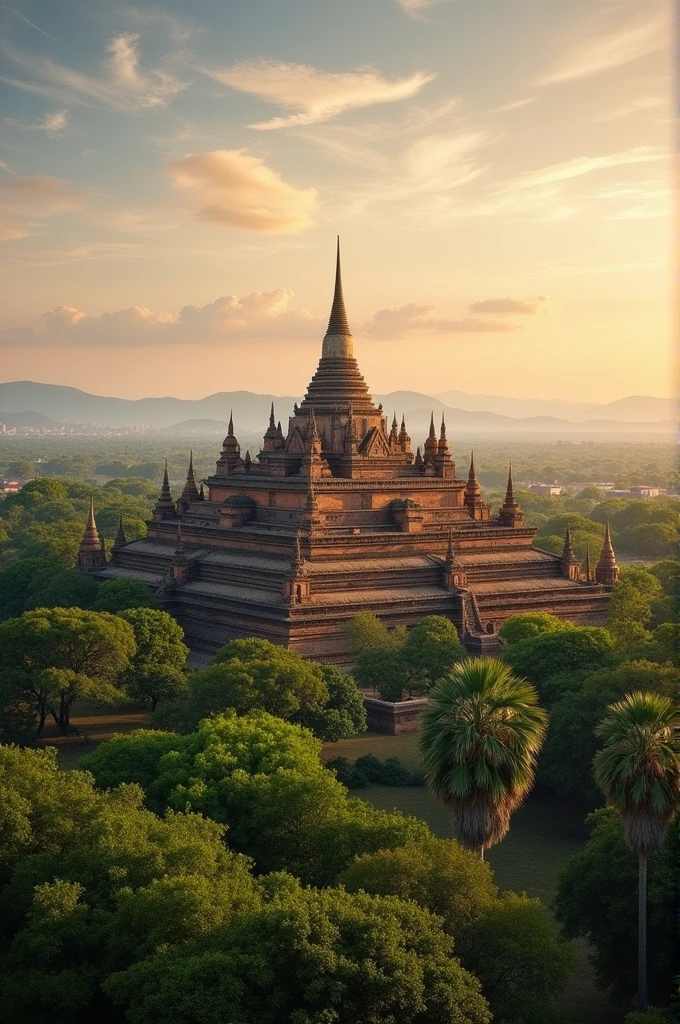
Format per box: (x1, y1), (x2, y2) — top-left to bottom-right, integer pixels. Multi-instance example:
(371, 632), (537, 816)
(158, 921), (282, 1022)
(81, 240), (618, 664)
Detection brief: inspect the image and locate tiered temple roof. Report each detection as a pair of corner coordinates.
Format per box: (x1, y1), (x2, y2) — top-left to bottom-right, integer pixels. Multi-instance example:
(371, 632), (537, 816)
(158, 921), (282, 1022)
(82, 241), (617, 663)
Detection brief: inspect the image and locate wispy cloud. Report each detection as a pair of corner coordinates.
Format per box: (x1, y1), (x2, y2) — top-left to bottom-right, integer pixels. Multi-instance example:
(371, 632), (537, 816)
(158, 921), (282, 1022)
(203, 60), (435, 129)
(469, 296), (551, 316)
(0, 174), (94, 240)
(538, 11), (665, 86)
(362, 303), (519, 338)
(1, 34), (186, 111)
(166, 149), (318, 233)
(593, 95), (665, 122)
(494, 146), (664, 194)
(32, 110), (68, 134)
(395, 0), (458, 19)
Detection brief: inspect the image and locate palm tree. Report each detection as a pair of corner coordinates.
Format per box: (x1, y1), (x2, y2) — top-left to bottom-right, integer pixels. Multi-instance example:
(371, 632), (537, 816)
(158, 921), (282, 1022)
(593, 691), (679, 1011)
(419, 657), (548, 859)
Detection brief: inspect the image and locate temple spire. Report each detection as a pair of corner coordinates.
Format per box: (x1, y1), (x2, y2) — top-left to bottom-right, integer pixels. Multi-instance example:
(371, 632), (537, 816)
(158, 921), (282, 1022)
(181, 449), (199, 501)
(464, 451), (482, 511)
(154, 459), (176, 519)
(595, 517), (619, 588)
(498, 461), (524, 527)
(113, 513), (127, 551)
(325, 236), (351, 337)
(75, 495), (107, 570)
(269, 402), (275, 428)
(585, 546), (592, 581)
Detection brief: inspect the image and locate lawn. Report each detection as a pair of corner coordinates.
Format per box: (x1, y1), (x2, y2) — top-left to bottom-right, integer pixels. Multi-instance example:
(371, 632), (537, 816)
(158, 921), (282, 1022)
(49, 710), (621, 1024)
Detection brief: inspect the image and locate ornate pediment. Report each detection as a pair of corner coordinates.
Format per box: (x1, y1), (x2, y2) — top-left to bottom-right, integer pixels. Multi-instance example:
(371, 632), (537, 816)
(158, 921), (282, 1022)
(358, 426), (391, 458)
(286, 426), (305, 454)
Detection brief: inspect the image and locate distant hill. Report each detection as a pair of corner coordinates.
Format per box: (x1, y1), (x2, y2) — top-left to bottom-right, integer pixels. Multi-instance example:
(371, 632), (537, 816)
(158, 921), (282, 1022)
(431, 390), (674, 423)
(161, 419), (231, 433)
(0, 381), (672, 437)
(0, 409), (58, 428)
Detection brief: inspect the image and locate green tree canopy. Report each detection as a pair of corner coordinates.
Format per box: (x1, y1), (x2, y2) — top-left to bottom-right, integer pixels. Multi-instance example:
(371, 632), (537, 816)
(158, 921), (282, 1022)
(540, 661), (680, 802)
(94, 578), (159, 612)
(0, 607), (136, 733)
(81, 712), (430, 884)
(401, 615), (466, 683)
(504, 627), (617, 706)
(105, 881), (491, 1024)
(344, 611), (405, 656)
(458, 891), (572, 1024)
(498, 612), (570, 647)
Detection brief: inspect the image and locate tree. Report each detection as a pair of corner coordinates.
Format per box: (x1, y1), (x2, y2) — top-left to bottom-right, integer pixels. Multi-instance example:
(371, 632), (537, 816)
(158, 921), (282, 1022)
(125, 665), (188, 714)
(81, 712), (430, 885)
(458, 892), (573, 1024)
(0, 607), (136, 732)
(15, 521), (86, 565)
(354, 646), (410, 701)
(0, 558), (62, 620)
(339, 835), (497, 939)
(620, 523), (677, 560)
(498, 612), (569, 647)
(401, 615), (466, 684)
(0, 755), (257, 1023)
(94, 578), (159, 612)
(0, 746), (100, 876)
(420, 658), (547, 858)
(24, 567), (99, 612)
(162, 639), (329, 732)
(344, 611), (405, 656)
(554, 807), (676, 1006)
(504, 626), (616, 704)
(593, 692), (679, 1010)
(540, 662), (679, 802)
(295, 663), (367, 741)
(105, 881), (491, 1024)
(6, 459), (35, 480)
(648, 560), (678, 597)
(118, 608), (177, 670)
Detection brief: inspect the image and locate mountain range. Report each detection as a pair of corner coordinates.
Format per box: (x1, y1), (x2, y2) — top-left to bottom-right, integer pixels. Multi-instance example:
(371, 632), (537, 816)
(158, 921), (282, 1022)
(0, 381), (673, 437)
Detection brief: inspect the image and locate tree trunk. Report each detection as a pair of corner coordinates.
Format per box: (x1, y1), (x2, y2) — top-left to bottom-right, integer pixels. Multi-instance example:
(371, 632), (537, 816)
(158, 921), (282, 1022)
(637, 851), (648, 1011)
(479, 846), (485, 861)
(37, 707), (46, 738)
(151, 696), (158, 712)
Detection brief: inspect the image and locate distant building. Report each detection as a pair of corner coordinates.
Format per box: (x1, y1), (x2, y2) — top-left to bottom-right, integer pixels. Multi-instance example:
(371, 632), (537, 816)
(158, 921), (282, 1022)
(528, 483), (562, 496)
(0, 479), (20, 493)
(78, 242), (617, 664)
(628, 486), (661, 498)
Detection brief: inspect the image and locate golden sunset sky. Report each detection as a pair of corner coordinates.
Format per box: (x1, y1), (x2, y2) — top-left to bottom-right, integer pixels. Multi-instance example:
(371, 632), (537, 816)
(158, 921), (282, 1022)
(0, 0), (673, 401)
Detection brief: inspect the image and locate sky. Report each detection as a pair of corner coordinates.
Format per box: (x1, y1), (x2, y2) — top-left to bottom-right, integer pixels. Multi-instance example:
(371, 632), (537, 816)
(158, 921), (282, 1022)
(0, 0), (673, 402)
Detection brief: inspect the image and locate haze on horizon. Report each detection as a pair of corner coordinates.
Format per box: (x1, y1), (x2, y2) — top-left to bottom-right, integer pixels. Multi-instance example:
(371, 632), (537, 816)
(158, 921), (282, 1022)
(0, 0), (672, 403)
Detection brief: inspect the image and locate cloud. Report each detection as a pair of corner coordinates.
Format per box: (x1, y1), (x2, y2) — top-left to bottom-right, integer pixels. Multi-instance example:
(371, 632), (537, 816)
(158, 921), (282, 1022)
(0, 174), (94, 239)
(593, 96), (665, 122)
(469, 296), (551, 316)
(204, 60), (435, 129)
(395, 0), (457, 18)
(32, 110), (68, 134)
(494, 146), (664, 194)
(0, 34), (186, 111)
(362, 303), (519, 339)
(0, 290), (322, 347)
(538, 12), (665, 86)
(166, 149), (317, 233)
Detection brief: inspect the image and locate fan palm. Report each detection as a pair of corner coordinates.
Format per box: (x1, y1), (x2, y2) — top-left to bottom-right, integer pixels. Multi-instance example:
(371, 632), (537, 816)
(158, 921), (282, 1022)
(593, 691), (679, 1011)
(419, 657), (547, 858)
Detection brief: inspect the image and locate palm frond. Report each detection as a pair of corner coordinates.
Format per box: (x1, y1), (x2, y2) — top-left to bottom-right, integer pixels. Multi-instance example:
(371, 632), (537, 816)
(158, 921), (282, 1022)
(420, 657), (547, 851)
